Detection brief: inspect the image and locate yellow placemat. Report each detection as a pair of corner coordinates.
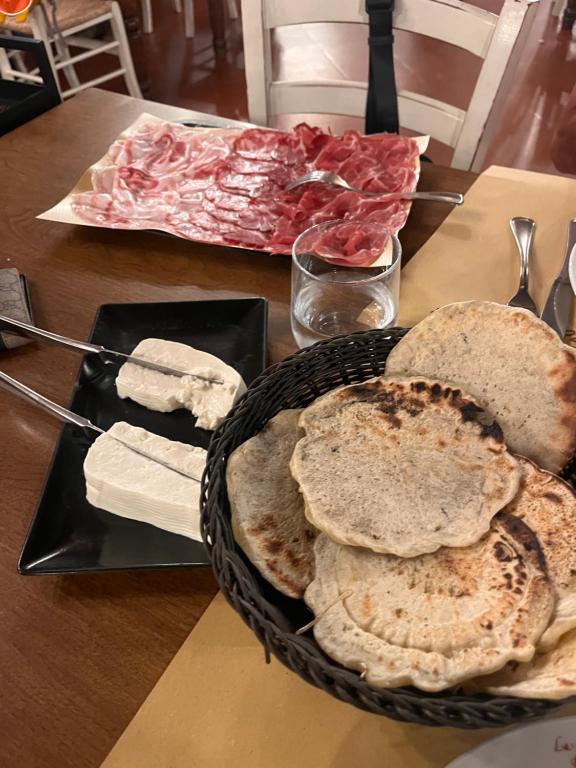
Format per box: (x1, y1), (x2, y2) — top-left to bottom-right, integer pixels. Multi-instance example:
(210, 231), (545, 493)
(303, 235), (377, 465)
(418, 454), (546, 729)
(399, 165), (576, 339)
(101, 164), (576, 768)
(104, 593), (563, 768)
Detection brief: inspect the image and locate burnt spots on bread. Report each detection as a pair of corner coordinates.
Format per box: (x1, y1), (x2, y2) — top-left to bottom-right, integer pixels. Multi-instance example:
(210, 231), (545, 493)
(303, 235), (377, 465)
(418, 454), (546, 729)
(543, 492), (562, 504)
(383, 413), (402, 429)
(265, 558), (301, 596)
(344, 382), (383, 401)
(480, 422), (504, 442)
(344, 382), (423, 419)
(494, 541), (514, 563)
(263, 538), (283, 555)
(450, 394), (504, 442)
(247, 514), (276, 535)
(498, 513), (549, 575)
(429, 383), (443, 400)
(458, 401), (485, 423)
(553, 350), (576, 403)
(285, 549), (303, 570)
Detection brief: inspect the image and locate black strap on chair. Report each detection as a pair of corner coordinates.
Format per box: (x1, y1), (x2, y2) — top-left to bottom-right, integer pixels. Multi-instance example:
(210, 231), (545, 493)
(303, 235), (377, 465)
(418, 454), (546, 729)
(365, 0), (398, 135)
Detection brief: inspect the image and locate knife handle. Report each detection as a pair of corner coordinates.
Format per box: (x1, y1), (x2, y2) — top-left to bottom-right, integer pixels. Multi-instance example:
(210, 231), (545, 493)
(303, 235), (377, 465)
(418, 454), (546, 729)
(560, 219), (576, 280)
(0, 314), (103, 356)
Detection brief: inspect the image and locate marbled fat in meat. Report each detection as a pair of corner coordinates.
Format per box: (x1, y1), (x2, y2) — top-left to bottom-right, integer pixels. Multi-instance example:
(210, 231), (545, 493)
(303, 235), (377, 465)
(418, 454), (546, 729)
(71, 121), (419, 265)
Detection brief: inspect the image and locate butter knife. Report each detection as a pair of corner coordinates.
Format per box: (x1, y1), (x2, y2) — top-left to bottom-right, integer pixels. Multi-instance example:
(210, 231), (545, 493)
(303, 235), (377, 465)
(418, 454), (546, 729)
(0, 314), (224, 385)
(540, 219), (576, 338)
(0, 369), (201, 481)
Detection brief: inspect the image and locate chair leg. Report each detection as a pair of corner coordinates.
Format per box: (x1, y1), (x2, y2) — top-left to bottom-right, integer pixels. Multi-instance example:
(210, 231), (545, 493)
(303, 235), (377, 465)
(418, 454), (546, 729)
(227, 0), (238, 20)
(0, 48), (14, 81)
(11, 50), (28, 73)
(110, 1), (143, 97)
(141, 0), (153, 33)
(52, 34), (82, 91)
(28, 10), (63, 99)
(184, 0), (195, 37)
(172, 0), (183, 11)
(31, 7), (81, 90)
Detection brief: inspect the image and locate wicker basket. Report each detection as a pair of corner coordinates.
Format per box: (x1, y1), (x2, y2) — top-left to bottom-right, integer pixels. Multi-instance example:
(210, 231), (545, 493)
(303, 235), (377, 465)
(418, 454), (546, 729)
(200, 328), (567, 729)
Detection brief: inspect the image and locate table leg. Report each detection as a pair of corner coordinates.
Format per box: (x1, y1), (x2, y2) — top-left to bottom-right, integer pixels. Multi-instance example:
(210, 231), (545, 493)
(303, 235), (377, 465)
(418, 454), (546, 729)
(208, 0), (226, 49)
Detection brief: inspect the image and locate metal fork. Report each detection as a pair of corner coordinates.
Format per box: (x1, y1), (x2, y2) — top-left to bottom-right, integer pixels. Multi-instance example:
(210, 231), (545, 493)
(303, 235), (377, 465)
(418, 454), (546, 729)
(285, 170), (464, 205)
(507, 217), (538, 314)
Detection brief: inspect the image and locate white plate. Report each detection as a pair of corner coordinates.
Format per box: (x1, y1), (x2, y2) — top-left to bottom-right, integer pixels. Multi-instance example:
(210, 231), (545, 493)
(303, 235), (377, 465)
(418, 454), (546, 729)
(569, 243), (576, 297)
(447, 717), (576, 768)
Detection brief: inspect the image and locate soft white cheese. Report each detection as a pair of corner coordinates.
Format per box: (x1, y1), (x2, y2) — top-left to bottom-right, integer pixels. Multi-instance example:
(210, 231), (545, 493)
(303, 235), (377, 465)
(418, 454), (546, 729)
(115, 338), (246, 430)
(84, 421), (207, 540)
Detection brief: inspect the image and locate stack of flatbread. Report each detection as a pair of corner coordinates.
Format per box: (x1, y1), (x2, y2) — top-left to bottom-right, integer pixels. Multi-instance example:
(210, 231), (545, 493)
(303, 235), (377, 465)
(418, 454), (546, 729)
(226, 301), (576, 699)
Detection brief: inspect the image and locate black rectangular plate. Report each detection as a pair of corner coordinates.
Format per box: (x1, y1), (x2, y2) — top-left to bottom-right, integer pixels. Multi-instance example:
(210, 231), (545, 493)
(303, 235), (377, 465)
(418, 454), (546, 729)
(18, 298), (267, 575)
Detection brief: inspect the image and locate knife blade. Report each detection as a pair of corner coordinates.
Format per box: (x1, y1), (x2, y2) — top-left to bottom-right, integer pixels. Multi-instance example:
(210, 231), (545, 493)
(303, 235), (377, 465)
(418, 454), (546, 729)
(540, 219), (576, 338)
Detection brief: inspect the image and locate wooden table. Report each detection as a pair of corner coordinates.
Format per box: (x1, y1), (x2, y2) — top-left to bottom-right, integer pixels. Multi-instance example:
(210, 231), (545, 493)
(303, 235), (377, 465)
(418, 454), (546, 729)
(0, 89), (475, 768)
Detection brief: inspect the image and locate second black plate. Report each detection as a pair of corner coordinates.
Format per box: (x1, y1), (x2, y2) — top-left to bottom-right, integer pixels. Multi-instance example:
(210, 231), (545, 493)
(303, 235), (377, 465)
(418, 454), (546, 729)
(18, 298), (267, 575)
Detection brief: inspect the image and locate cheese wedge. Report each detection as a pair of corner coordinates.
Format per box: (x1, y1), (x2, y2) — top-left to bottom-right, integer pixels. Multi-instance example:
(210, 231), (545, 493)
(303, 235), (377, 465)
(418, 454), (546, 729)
(84, 422), (206, 540)
(116, 338), (246, 430)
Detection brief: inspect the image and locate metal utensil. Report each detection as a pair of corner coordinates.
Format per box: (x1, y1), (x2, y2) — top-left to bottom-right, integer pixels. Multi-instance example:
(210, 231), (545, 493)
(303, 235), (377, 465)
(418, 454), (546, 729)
(0, 369), (201, 481)
(540, 219), (576, 338)
(285, 170), (464, 205)
(0, 314), (224, 385)
(508, 217), (538, 313)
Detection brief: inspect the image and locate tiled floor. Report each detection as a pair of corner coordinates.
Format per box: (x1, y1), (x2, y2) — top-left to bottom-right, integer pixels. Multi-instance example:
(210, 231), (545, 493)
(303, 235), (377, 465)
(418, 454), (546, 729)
(62, 0), (576, 175)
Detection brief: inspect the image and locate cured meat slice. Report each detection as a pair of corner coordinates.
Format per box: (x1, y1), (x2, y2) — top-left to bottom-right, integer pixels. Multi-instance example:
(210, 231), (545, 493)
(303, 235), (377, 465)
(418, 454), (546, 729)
(310, 221), (391, 267)
(71, 120), (421, 265)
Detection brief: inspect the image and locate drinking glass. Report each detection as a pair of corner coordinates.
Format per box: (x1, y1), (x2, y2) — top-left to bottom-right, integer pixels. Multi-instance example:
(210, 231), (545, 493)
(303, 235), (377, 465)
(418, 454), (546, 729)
(290, 221), (402, 349)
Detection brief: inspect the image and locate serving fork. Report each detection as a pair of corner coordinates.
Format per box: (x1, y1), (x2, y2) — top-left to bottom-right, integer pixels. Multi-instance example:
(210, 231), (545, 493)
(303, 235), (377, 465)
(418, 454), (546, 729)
(0, 369), (201, 480)
(285, 170), (464, 205)
(507, 217), (538, 314)
(0, 314), (224, 385)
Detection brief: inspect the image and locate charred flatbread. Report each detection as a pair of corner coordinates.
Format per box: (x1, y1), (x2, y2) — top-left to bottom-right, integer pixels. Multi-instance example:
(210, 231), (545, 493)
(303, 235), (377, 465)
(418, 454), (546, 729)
(506, 456), (576, 651)
(305, 516), (554, 692)
(227, 409), (317, 598)
(385, 301), (576, 474)
(291, 377), (520, 557)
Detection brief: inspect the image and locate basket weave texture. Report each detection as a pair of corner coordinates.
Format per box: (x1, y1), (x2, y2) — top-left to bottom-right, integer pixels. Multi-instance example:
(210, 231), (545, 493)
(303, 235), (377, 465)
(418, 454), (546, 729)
(200, 328), (567, 729)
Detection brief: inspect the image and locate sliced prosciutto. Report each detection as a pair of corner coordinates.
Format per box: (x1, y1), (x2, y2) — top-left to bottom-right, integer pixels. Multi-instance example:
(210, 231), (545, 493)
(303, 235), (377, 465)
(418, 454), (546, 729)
(71, 121), (420, 266)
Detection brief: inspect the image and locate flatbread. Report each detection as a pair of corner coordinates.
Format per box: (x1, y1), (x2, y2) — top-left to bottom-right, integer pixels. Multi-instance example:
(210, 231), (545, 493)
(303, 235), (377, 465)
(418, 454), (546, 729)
(227, 409), (317, 598)
(471, 629), (576, 700)
(291, 376), (521, 557)
(506, 456), (576, 651)
(305, 515), (554, 692)
(385, 300), (576, 474)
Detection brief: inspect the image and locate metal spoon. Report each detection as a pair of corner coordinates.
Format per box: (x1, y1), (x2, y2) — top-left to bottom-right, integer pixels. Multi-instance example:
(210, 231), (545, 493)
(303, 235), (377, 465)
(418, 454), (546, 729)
(507, 217), (538, 314)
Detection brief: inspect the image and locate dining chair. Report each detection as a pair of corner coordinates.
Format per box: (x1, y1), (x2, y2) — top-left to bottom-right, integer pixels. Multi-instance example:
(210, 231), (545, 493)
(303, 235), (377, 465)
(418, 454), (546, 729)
(0, 0), (141, 99)
(240, 0), (537, 171)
